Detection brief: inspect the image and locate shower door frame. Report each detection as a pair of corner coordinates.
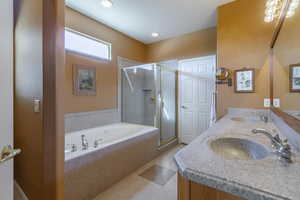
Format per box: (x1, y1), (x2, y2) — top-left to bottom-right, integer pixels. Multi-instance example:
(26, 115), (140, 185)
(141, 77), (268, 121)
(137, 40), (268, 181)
(119, 60), (178, 147)
(156, 63), (179, 147)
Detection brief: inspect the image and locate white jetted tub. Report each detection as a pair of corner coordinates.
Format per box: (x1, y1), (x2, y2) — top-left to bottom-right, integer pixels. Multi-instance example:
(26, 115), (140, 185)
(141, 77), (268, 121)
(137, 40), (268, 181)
(64, 123), (159, 200)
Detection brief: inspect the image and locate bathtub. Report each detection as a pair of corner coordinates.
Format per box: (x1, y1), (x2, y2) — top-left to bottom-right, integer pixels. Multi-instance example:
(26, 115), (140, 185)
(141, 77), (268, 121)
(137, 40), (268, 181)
(64, 123), (159, 200)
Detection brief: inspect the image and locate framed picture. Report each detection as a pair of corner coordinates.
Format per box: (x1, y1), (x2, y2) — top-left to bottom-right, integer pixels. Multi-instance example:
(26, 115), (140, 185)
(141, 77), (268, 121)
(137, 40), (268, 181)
(73, 65), (96, 96)
(290, 64), (300, 93)
(234, 69), (255, 93)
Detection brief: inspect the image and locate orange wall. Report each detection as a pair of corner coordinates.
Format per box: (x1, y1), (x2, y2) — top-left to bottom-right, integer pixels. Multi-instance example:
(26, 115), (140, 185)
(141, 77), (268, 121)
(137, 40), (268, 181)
(14, 0), (65, 199)
(65, 7), (147, 114)
(217, 0), (276, 118)
(147, 28), (217, 62)
(273, 8), (300, 110)
(14, 0), (44, 198)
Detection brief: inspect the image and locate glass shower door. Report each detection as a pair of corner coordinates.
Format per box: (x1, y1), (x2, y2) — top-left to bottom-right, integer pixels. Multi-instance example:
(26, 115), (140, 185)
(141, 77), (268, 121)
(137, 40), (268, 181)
(121, 64), (156, 126)
(121, 63), (177, 146)
(158, 63), (177, 145)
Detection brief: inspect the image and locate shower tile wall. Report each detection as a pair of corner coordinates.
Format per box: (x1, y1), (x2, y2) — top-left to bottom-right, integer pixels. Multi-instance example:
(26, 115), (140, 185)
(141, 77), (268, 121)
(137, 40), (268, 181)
(143, 69), (155, 126)
(65, 109), (120, 133)
(122, 68), (146, 124)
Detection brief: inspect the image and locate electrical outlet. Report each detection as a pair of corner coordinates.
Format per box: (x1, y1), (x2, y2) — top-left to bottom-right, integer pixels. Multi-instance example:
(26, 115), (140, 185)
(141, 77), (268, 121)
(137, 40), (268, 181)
(264, 98), (270, 108)
(274, 98), (280, 108)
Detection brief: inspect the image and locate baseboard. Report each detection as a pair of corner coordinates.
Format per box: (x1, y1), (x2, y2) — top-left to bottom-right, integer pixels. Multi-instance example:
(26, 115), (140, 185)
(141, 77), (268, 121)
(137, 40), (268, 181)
(14, 181), (28, 200)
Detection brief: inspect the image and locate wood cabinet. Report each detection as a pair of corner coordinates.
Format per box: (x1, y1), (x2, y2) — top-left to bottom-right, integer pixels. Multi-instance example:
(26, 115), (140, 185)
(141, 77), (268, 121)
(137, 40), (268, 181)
(178, 173), (246, 200)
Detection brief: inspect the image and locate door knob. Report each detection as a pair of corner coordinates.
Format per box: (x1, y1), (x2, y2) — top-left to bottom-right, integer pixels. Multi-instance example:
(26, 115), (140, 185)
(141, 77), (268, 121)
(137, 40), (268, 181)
(0, 145), (21, 164)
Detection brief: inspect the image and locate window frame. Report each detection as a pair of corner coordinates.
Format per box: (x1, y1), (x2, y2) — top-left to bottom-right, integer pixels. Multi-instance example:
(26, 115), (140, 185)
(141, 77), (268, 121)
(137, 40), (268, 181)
(65, 27), (112, 61)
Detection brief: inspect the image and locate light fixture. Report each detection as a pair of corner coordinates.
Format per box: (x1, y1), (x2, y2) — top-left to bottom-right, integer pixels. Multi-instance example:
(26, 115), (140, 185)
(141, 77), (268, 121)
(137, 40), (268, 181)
(151, 32), (159, 38)
(264, 0), (299, 23)
(286, 0), (300, 17)
(264, 0), (282, 23)
(101, 0), (113, 8)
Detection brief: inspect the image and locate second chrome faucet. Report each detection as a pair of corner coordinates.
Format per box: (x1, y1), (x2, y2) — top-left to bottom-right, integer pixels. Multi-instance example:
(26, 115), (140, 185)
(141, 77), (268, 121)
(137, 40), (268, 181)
(81, 135), (89, 150)
(252, 128), (292, 162)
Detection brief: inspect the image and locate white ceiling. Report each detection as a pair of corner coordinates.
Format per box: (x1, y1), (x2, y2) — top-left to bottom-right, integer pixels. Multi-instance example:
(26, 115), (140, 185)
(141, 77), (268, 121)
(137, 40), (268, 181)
(65, 0), (234, 44)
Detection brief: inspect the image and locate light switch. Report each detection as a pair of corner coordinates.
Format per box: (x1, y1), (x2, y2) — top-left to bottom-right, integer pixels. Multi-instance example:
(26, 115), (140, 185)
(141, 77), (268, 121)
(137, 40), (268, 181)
(33, 99), (41, 113)
(264, 98), (270, 108)
(274, 98), (280, 108)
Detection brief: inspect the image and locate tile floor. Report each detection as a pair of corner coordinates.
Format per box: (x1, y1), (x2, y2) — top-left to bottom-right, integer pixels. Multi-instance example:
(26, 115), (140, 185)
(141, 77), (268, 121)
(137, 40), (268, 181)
(94, 145), (184, 200)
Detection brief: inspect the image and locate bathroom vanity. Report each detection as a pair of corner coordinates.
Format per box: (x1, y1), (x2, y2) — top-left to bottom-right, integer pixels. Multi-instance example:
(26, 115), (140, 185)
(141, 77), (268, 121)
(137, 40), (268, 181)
(175, 111), (300, 200)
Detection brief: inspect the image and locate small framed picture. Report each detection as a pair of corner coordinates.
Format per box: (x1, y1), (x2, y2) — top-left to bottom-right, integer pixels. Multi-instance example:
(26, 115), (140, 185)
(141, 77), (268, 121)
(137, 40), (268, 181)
(290, 64), (300, 93)
(73, 65), (97, 96)
(234, 69), (255, 93)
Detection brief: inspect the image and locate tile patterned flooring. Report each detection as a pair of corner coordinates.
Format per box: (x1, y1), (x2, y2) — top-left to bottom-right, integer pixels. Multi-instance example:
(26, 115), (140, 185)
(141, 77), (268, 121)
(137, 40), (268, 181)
(94, 145), (183, 200)
(139, 165), (176, 186)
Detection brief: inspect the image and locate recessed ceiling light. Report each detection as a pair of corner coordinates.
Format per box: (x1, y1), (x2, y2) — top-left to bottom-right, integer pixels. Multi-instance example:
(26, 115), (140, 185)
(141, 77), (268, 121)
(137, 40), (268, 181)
(151, 32), (159, 38)
(101, 0), (113, 8)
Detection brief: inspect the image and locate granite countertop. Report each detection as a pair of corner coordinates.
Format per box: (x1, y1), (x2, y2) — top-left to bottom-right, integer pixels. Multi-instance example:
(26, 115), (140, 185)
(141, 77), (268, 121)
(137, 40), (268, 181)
(174, 113), (300, 200)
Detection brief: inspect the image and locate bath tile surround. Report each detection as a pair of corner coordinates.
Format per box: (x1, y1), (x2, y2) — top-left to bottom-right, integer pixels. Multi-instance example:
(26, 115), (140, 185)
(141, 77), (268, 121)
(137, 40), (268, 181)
(65, 109), (121, 133)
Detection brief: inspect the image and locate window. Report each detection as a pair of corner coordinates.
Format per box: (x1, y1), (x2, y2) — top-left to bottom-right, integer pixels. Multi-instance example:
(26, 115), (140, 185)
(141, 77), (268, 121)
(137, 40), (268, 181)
(65, 28), (111, 60)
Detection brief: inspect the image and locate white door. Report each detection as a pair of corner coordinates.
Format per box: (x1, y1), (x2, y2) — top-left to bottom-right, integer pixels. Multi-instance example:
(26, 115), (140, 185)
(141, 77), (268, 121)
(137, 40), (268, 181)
(179, 56), (216, 144)
(0, 0), (15, 199)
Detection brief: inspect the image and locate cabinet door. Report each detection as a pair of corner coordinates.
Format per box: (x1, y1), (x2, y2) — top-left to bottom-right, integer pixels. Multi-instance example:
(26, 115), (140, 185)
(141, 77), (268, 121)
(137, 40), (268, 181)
(178, 173), (246, 200)
(191, 182), (218, 200)
(190, 181), (245, 200)
(178, 173), (190, 200)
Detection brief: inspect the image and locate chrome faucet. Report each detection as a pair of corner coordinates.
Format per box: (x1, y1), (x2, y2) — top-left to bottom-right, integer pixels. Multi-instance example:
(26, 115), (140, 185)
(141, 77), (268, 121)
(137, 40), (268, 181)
(65, 144), (77, 153)
(94, 138), (103, 148)
(252, 129), (292, 162)
(71, 144), (77, 152)
(260, 115), (269, 123)
(81, 135), (88, 150)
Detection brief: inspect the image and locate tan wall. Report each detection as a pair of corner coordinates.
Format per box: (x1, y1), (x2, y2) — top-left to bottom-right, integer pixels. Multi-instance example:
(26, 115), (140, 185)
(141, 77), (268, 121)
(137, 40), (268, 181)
(14, 0), (65, 199)
(273, 8), (300, 110)
(147, 28), (217, 62)
(65, 7), (147, 114)
(217, 0), (276, 118)
(14, 0), (44, 198)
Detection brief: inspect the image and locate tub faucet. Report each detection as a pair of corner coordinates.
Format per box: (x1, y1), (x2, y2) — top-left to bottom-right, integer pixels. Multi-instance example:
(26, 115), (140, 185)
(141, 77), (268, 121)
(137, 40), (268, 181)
(81, 135), (88, 150)
(94, 139), (103, 148)
(252, 128), (292, 162)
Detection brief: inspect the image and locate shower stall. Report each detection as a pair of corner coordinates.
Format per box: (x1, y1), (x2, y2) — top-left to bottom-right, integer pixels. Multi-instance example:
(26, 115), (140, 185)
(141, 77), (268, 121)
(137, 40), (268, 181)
(121, 62), (177, 146)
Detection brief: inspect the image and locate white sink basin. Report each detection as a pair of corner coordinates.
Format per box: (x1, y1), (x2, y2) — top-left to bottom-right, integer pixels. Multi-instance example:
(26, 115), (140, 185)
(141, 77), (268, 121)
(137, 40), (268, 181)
(210, 138), (269, 160)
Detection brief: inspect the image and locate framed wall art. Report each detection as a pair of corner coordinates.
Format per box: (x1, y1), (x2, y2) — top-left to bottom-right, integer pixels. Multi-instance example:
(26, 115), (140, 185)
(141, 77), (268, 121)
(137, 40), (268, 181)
(234, 68), (255, 93)
(290, 64), (300, 93)
(73, 65), (97, 96)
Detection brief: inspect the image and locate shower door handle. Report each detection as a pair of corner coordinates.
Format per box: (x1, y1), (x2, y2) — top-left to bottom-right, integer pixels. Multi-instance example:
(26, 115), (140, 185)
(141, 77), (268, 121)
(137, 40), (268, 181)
(181, 106), (188, 109)
(150, 97), (155, 104)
